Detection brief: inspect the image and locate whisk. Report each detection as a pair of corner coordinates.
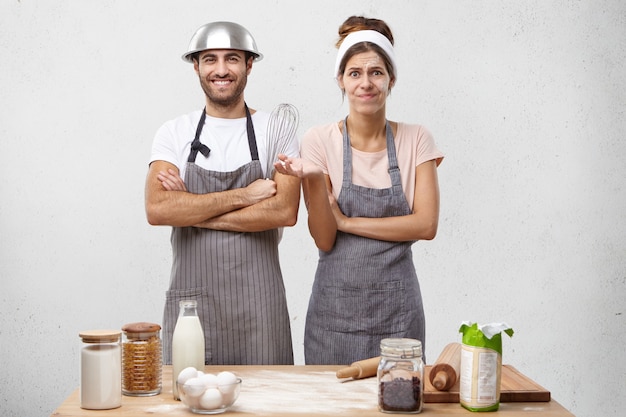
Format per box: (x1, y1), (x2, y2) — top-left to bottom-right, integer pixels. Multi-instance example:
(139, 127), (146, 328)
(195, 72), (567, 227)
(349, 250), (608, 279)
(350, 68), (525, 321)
(265, 103), (299, 178)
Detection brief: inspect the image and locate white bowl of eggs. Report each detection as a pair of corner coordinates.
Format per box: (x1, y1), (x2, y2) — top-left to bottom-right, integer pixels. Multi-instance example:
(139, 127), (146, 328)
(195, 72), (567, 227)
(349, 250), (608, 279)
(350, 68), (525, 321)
(177, 367), (242, 414)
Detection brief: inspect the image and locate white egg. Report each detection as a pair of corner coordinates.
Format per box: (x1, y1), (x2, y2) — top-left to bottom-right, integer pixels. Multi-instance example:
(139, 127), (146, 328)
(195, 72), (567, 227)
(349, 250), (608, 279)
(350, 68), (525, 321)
(216, 371), (238, 394)
(199, 388), (223, 409)
(221, 389), (237, 405)
(183, 393), (201, 409)
(197, 370), (205, 378)
(177, 366), (199, 385)
(199, 373), (219, 388)
(183, 377), (207, 398)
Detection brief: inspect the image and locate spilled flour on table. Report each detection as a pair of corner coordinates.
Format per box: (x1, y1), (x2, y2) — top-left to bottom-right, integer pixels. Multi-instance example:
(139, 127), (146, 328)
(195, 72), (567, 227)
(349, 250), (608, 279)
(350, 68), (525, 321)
(231, 370), (378, 415)
(145, 403), (187, 413)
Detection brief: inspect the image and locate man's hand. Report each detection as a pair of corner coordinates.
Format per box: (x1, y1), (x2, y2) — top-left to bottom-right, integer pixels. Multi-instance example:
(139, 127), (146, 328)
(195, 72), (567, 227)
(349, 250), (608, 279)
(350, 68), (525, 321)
(244, 178), (278, 205)
(157, 169), (187, 191)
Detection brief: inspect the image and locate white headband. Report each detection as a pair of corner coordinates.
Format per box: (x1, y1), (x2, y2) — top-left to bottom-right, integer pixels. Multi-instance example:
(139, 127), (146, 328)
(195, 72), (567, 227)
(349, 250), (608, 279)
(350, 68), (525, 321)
(333, 30), (397, 79)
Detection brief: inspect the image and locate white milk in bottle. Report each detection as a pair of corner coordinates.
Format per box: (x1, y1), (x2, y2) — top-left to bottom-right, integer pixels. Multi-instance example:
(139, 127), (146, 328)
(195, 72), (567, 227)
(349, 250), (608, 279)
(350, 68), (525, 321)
(171, 300), (205, 400)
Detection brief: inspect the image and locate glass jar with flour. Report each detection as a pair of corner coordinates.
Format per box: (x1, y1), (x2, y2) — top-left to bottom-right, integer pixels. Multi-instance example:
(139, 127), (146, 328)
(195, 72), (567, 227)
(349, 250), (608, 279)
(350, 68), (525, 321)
(79, 329), (122, 410)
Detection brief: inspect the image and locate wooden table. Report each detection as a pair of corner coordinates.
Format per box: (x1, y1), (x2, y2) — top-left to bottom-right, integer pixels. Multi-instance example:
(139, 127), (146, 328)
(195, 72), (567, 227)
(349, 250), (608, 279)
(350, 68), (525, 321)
(51, 365), (575, 416)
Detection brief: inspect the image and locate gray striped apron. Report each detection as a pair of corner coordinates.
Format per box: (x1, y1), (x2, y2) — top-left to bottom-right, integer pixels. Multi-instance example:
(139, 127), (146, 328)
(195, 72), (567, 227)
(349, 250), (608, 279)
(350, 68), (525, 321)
(304, 118), (426, 365)
(162, 105), (294, 365)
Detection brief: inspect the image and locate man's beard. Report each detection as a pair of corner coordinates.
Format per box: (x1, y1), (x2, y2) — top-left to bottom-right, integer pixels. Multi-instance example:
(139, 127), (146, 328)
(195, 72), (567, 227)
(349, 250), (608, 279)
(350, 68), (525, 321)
(199, 74), (248, 108)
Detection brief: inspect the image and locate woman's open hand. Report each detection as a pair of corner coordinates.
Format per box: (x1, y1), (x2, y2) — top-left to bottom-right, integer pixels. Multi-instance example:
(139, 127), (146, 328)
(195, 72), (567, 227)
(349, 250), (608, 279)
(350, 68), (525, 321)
(274, 154), (323, 179)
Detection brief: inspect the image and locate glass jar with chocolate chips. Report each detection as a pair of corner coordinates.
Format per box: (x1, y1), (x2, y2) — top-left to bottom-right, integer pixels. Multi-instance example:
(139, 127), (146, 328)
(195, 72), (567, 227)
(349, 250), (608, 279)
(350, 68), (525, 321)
(121, 322), (162, 396)
(377, 338), (424, 413)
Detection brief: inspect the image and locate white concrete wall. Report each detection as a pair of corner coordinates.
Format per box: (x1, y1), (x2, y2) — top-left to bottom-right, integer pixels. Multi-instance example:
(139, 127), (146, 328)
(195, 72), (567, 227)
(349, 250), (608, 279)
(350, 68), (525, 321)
(1, 1), (624, 416)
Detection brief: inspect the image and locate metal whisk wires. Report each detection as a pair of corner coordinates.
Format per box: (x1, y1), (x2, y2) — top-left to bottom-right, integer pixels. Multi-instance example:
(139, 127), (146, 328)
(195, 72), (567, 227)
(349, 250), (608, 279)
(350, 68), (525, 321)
(265, 103), (299, 178)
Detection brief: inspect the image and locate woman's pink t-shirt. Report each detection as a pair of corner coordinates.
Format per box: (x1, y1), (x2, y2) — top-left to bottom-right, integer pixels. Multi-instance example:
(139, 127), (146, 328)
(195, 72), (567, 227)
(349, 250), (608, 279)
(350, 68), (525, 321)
(301, 122), (443, 211)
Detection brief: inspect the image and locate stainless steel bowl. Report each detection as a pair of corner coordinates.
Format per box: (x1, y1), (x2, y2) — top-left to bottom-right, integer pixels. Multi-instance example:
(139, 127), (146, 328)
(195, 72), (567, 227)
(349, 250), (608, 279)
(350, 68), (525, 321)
(182, 21), (263, 62)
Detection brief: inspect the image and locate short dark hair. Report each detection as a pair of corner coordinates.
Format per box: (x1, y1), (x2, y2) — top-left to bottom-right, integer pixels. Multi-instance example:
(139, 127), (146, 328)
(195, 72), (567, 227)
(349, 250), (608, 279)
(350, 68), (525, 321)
(191, 50), (256, 64)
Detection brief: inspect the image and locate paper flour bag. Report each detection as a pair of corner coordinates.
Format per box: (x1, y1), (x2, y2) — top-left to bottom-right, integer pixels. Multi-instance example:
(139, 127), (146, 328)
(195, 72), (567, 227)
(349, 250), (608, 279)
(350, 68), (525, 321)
(458, 322), (514, 412)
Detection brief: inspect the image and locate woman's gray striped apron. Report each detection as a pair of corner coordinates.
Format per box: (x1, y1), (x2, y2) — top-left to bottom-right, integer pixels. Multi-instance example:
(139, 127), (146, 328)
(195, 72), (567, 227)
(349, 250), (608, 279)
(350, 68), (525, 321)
(304, 118), (425, 365)
(162, 106), (293, 365)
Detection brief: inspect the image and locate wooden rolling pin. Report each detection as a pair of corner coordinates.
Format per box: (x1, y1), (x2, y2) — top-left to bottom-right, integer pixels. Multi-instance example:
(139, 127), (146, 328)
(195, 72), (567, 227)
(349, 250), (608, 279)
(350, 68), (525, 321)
(429, 342), (462, 391)
(336, 356), (381, 379)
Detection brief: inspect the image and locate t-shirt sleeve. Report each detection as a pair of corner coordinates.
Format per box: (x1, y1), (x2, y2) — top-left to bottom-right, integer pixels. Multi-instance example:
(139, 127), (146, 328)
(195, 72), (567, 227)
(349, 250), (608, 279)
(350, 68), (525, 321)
(415, 125), (444, 167)
(300, 127), (329, 174)
(149, 122), (183, 169)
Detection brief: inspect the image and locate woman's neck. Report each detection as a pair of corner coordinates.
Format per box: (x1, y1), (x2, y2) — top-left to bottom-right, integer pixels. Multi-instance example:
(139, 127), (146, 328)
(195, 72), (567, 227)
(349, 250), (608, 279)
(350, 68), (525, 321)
(345, 111), (388, 152)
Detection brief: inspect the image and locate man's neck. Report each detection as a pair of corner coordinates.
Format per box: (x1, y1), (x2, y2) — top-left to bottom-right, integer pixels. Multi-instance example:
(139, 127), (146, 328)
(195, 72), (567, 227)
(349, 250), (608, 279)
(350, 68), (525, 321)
(204, 98), (248, 119)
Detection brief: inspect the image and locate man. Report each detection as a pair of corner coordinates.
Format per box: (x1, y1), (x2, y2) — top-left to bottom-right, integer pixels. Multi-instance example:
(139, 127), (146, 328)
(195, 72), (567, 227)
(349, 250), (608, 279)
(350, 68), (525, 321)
(145, 21), (300, 365)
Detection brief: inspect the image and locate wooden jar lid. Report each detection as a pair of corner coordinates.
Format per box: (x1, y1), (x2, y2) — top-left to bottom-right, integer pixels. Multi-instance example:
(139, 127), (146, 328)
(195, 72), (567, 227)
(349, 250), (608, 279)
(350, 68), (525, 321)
(79, 329), (121, 343)
(121, 322), (161, 334)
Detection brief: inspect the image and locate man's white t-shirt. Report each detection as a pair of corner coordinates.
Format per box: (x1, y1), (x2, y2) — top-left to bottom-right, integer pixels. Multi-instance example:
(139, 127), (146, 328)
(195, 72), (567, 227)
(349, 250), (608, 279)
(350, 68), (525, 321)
(150, 109), (299, 179)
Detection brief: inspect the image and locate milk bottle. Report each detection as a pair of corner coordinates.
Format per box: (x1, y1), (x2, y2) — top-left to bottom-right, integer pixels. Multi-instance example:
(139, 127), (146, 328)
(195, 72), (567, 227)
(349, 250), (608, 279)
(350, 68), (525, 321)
(172, 300), (205, 400)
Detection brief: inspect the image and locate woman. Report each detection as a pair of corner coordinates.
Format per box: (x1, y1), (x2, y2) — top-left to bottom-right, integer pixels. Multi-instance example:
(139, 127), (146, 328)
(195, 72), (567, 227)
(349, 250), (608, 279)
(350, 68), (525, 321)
(275, 16), (443, 364)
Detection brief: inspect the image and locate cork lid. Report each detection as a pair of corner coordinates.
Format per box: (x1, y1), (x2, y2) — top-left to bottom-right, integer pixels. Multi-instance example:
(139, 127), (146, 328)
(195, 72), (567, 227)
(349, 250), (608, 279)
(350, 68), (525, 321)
(122, 322), (161, 334)
(79, 329), (121, 343)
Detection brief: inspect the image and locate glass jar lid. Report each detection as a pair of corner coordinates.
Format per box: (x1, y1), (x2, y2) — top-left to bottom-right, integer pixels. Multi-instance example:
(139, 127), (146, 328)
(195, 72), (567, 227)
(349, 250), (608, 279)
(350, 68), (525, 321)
(122, 322), (161, 340)
(122, 322), (161, 333)
(79, 329), (121, 344)
(380, 338), (422, 358)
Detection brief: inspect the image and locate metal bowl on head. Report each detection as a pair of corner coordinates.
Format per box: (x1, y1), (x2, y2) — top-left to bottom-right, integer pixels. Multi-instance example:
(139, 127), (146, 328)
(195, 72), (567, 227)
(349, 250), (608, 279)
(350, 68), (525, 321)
(182, 21), (263, 62)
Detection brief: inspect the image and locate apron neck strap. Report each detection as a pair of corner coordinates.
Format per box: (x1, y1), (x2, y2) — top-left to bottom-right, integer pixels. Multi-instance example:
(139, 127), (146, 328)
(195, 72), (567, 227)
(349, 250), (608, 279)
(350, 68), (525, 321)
(188, 104), (259, 164)
(342, 117), (400, 188)
(188, 108), (210, 163)
(245, 104), (259, 161)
